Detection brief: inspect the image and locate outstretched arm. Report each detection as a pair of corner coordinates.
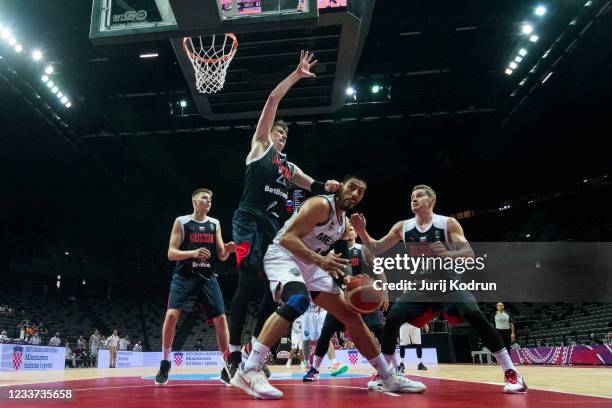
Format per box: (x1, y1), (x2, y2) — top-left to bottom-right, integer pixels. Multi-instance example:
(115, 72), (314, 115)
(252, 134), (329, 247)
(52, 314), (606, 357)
(350, 214), (404, 256)
(251, 51), (317, 148)
(290, 167), (340, 193)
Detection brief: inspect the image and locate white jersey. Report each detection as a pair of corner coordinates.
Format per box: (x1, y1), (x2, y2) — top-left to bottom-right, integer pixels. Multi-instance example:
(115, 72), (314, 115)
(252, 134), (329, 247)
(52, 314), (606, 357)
(273, 195), (347, 255)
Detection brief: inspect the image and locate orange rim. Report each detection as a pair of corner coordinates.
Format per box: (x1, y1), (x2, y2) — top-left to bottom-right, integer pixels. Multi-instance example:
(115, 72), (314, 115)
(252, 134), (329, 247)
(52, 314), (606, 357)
(183, 33), (238, 63)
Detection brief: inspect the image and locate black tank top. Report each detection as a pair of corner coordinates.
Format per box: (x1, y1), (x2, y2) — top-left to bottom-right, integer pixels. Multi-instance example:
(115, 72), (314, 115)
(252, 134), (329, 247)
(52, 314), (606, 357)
(174, 215), (219, 277)
(348, 243), (363, 276)
(239, 144), (297, 218)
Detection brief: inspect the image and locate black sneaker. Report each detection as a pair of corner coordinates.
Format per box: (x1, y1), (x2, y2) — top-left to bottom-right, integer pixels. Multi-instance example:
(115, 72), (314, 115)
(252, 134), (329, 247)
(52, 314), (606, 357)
(417, 362), (428, 371)
(220, 362), (231, 386)
(228, 351), (242, 380)
(397, 362), (405, 373)
(155, 360), (171, 385)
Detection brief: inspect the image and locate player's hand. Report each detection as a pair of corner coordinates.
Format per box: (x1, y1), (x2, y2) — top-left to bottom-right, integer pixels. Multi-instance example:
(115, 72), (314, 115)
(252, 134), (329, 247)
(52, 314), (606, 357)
(324, 180), (340, 193)
(379, 289), (389, 312)
(224, 241), (236, 254)
(295, 50), (318, 79)
(350, 213), (367, 233)
(429, 241), (449, 257)
(318, 251), (349, 279)
(192, 247), (211, 260)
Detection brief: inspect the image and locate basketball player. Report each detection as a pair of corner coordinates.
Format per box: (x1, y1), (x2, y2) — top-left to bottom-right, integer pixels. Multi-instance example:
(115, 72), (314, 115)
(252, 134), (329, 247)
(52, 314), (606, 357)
(286, 314), (305, 369)
(305, 224), (388, 380)
(228, 50), (340, 377)
(155, 188), (236, 386)
(398, 322), (427, 371)
(351, 184), (527, 393)
(230, 175), (426, 399)
(89, 329), (101, 366)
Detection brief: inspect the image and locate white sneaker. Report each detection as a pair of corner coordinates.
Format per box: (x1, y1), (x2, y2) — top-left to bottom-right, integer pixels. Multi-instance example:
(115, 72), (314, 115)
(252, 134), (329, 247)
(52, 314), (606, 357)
(230, 365), (283, 400)
(367, 373), (384, 391)
(381, 373), (427, 394)
(503, 369), (528, 394)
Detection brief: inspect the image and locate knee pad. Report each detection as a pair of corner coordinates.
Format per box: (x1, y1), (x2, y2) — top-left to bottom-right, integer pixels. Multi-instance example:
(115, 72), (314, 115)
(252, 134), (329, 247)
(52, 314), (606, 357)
(277, 294), (309, 322)
(277, 283), (310, 322)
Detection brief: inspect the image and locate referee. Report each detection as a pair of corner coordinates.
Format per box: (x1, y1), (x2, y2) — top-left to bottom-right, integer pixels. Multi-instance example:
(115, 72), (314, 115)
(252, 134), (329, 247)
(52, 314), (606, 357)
(493, 302), (515, 350)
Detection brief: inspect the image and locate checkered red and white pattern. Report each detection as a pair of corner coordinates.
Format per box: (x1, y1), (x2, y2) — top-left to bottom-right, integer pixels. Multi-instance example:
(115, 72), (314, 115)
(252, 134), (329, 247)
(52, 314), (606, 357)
(12, 346), (23, 370)
(174, 352), (183, 366)
(348, 350), (359, 365)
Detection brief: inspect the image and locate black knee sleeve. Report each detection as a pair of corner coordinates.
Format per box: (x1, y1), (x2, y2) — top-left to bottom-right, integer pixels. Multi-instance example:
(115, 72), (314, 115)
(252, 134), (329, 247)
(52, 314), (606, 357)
(276, 282), (310, 323)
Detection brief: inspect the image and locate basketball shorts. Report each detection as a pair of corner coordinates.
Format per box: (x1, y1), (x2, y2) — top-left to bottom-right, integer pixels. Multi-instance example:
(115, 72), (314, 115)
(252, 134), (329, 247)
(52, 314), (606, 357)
(232, 205), (281, 275)
(264, 243), (341, 301)
(399, 323), (422, 345)
(167, 273), (225, 318)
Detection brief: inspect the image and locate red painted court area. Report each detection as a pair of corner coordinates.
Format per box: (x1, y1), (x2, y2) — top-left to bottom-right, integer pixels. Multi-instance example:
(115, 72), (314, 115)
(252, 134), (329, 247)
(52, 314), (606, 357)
(2, 376), (610, 408)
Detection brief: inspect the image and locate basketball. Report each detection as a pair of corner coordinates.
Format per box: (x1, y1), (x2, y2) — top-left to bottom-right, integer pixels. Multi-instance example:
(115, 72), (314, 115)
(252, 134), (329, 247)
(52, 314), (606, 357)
(344, 274), (382, 314)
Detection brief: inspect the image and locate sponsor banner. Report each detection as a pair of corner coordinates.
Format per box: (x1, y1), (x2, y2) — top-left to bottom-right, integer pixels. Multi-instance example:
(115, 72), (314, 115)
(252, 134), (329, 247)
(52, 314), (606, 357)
(0, 343), (65, 371)
(97, 350), (224, 368)
(330, 348), (438, 367)
(510, 345), (612, 365)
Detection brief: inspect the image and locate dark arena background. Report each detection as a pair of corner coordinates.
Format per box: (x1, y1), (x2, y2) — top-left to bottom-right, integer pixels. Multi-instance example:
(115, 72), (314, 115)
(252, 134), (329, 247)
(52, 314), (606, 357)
(0, 1), (610, 407)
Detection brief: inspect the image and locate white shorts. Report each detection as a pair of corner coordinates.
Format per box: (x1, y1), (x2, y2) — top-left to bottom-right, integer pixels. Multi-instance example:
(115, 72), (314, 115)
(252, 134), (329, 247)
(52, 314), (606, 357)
(264, 243), (341, 301)
(302, 307), (327, 341)
(399, 323), (421, 345)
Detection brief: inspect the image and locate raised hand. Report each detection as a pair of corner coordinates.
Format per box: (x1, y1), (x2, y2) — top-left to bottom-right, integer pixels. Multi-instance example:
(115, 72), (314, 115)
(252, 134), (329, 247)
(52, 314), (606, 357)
(224, 241), (236, 254)
(350, 213), (367, 233)
(295, 50), (318, 79)
(325, 180), (340, 192)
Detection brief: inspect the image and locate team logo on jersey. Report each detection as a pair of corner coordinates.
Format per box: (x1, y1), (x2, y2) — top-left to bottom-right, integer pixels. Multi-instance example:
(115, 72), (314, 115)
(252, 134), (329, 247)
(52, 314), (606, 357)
(199, 226), (206, 231)
(12, 346), (23, 370)
(174, 352), (183, 366)
(290, 268), (301, 277)
(420, 236), (428, 242)
(348, 350), (359, 365)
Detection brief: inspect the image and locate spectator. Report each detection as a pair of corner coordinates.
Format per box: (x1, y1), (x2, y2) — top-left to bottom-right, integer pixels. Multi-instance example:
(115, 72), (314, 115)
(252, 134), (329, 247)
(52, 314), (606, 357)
(31, 333), (41, 345)
(133, 341), (143, 352)
(76, 349), (90, 368)
(195, 339), (204, 351)
(65, 343), (76, 368)
(605, 332), (612, 346)
(106, 330), (120, 368)
(77, 335), (87, 351)
(119, 335), (130, 351)
(49, 332), (61, 347)
(0, 330), (9, 342)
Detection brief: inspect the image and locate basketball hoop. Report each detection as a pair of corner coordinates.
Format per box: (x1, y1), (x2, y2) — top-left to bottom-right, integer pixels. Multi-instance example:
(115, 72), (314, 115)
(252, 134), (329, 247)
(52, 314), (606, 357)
(182, 33), (238, 94)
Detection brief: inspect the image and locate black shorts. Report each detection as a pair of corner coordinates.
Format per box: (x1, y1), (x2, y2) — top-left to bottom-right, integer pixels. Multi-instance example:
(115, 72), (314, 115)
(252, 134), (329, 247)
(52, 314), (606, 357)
(387, 289), (477, 326)
(232, 205), (281, 274)
(167, 273), (225, 318)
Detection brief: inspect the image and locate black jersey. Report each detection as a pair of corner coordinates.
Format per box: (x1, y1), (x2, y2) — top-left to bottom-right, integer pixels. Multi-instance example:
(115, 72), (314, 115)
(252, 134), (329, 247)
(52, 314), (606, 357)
(348, 243), (364, 276)
(174, 215), (219, 277)
(402, 214), (458, 279)
(239, 144), (298, 218)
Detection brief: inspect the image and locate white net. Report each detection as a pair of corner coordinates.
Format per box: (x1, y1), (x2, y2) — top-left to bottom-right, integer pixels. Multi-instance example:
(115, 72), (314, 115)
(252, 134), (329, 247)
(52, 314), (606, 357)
(183, 33), (238, 94)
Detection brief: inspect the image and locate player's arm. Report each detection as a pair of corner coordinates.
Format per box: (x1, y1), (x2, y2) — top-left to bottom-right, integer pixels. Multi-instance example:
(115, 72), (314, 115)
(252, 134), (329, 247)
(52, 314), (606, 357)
(279, 197), (349, 277)
(350, 214), (403, 256)
(251, 51), (317, 148)
(167, 219), (210, 261)
(510, 314), (516, 341)
(429, 217), (475, 259)
(214, 222), (236, 261)
(289, 164), (341, 194)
